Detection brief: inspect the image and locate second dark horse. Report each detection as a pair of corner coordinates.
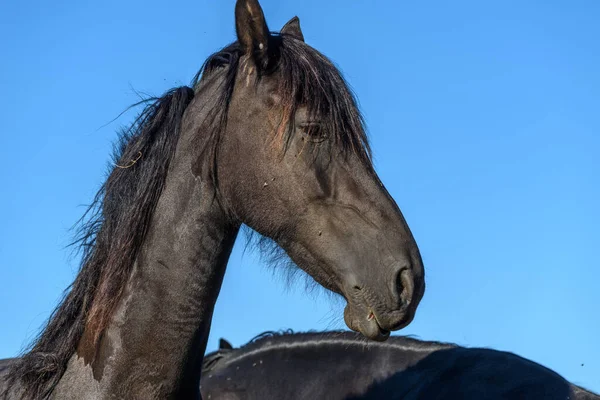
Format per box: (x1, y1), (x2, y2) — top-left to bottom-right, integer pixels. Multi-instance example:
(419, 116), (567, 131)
(201, 331), (599, 400)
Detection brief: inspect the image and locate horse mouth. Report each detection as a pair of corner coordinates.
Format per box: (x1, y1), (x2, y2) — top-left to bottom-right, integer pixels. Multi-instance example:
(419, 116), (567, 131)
(344, 304), (391, 342)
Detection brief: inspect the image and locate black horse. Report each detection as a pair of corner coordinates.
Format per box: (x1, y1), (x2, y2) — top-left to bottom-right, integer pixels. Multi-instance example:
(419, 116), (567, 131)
(201, 331), (599, 400)
(0, 0), (425, 398)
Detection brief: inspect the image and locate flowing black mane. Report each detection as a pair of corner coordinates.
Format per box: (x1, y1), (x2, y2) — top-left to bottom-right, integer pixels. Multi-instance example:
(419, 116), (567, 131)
(5, 87), (195, 399)
(5, 32), (376, 400)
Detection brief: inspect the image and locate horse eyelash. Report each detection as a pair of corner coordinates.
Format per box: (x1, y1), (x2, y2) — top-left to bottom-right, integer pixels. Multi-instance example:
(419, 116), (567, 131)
(298, 122), (327, 141)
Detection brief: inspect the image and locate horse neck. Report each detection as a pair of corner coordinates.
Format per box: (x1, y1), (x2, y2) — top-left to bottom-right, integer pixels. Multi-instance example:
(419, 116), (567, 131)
(54, 87), (240, 399)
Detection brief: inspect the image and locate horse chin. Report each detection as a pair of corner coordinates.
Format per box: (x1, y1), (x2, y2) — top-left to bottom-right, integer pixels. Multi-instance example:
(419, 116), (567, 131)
(343, 303), (390, 342)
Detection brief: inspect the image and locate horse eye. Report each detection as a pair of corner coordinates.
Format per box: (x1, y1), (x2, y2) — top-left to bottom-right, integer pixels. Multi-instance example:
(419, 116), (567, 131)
(299, 123), (327, 143)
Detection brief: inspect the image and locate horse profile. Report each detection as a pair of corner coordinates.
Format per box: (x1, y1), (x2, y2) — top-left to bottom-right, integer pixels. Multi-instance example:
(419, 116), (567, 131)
(0, 0), (425, 398)
(201, 331), (600, 400)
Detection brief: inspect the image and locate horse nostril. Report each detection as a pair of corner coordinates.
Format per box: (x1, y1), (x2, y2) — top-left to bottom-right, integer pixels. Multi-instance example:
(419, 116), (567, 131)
(399, 269), (414, 308)
(393, 267), (414, 308)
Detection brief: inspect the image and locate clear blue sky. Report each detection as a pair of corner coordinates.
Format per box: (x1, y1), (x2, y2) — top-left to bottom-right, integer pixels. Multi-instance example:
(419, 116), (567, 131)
(1, 0), (598, 392)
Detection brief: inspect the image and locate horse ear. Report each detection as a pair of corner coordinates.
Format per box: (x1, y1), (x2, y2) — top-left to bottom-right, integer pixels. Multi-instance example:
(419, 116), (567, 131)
(235, 0), (270, 65)
(281, 16), (304, 42)
(219, 338), (234, 350)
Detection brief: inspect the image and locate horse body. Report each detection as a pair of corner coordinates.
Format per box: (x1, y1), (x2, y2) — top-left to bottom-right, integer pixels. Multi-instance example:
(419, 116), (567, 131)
(2, 1), (424, 398)
(201, 331), (600, 400)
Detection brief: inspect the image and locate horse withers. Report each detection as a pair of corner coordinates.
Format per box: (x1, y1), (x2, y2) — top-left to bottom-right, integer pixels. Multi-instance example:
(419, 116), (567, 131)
(201, 331), (599, 400)
(1, 0), (424, 398)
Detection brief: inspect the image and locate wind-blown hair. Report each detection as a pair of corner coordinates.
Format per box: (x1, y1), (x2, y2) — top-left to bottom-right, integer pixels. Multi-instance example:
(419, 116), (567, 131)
(4, 87), (195, 399)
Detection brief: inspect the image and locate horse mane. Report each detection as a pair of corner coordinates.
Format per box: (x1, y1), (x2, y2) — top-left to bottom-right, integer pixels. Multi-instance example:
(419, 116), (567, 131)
(4, 86), (195, 399)
(6, 30), (374, 400)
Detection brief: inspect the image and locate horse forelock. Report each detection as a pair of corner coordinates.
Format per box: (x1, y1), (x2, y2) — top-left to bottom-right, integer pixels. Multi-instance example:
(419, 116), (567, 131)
(193, 33), (373, 171)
